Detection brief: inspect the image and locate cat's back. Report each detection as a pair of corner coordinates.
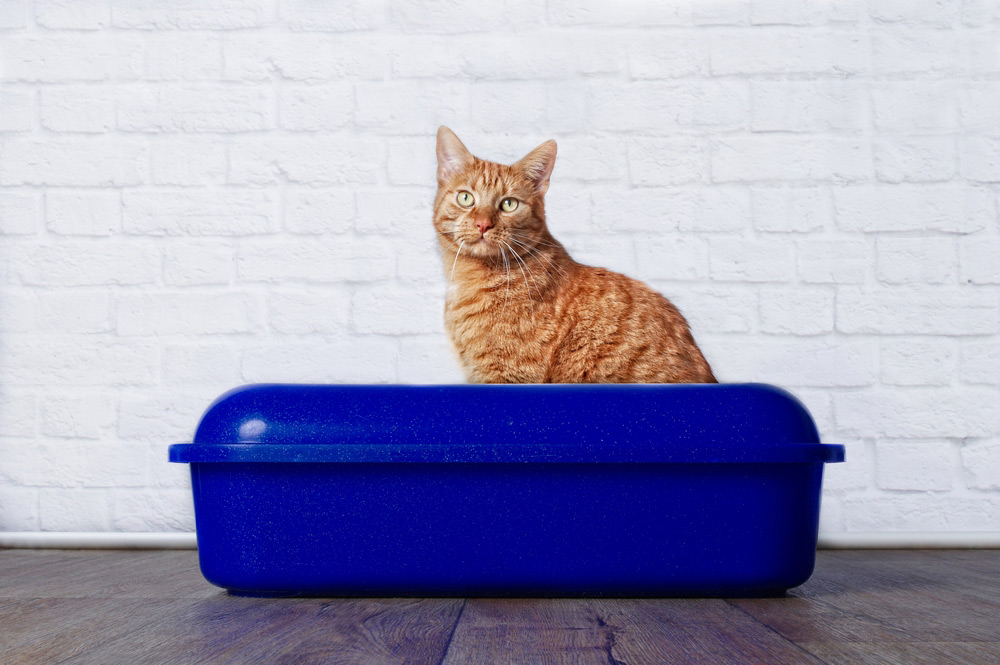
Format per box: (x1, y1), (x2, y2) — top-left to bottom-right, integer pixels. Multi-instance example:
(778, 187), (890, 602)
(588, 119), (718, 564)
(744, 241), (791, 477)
(547, 264), (716, 383)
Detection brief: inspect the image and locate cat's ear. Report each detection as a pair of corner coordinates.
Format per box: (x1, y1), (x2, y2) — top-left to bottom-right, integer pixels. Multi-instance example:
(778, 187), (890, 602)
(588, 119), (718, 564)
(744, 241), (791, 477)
(515, 140), (557, 195)
(436, 126), (473, 185)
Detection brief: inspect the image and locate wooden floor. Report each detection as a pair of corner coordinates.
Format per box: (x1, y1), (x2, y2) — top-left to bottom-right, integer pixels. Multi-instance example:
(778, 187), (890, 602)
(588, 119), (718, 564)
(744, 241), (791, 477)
(1, 550), (998, 664)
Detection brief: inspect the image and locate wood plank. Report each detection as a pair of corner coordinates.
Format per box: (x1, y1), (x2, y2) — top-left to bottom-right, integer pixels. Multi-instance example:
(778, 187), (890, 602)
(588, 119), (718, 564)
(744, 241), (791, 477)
(60, 597), (464, 665)
(0, 550), (215, 599)
(441, 598), (824, 665)
(800, 641), (1000, 665)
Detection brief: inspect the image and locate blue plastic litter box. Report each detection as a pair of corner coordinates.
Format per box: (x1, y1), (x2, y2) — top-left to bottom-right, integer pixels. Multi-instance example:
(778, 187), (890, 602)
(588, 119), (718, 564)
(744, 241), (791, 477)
(169, 383), (844, 597)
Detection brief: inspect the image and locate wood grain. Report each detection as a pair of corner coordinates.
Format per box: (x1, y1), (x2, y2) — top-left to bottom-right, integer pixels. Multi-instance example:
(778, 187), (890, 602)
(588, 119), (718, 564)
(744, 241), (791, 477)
(2, 550), (999, 665)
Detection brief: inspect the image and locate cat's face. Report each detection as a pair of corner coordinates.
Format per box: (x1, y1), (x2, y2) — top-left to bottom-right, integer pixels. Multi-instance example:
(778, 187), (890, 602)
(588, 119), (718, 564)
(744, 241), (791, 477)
(434, 126), (556, 260)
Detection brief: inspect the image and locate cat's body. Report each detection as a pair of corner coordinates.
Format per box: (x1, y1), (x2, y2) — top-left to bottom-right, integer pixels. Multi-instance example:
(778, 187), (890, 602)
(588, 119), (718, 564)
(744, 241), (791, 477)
(434, 127), (716, 384)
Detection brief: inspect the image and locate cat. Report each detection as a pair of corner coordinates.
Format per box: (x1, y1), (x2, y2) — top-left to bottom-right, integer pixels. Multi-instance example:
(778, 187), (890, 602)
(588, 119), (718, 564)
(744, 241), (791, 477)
(433, 126), (717, 384)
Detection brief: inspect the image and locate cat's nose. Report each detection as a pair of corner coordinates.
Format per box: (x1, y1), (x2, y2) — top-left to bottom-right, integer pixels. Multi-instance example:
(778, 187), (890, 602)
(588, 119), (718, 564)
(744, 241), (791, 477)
(475, 218), (493, 235)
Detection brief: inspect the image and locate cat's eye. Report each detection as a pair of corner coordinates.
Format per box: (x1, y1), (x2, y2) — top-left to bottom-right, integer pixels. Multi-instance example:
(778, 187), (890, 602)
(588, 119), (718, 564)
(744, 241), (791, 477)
(500, 197), (519, 213)
(456, 191), (475, 208)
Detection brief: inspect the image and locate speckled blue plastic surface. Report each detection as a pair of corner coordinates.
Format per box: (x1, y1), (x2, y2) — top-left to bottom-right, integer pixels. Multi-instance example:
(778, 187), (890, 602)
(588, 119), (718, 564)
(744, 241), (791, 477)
(169, 383), (843, 598)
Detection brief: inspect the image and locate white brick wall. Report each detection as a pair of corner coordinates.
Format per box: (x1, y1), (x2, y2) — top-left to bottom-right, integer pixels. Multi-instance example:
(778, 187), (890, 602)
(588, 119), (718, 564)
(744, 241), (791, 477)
(0, 0), (998, 535)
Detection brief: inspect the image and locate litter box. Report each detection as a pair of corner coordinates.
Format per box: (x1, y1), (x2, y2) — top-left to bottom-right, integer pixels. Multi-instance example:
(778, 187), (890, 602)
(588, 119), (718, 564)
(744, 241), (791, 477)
(169, 383), (844, 597)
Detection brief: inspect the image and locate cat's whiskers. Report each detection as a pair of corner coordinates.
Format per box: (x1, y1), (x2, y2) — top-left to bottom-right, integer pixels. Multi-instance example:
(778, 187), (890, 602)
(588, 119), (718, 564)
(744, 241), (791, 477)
(499, 245), (511, 314)
(507, 237), (568, 278)
(500, 239), (540, 313)
(449, 239), (465, 283)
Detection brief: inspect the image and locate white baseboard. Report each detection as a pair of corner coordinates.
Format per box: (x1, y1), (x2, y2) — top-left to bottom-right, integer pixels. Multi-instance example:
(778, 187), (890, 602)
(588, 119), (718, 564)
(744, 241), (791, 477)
(2, 531), (999, 550)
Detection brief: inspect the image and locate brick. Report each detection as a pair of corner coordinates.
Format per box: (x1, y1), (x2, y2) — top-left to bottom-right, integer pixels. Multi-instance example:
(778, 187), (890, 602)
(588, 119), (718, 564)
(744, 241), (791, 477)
(834, 388), (1000, 438)
(0, 488), (39, 531)
(0, 138), (147, 186)
(872, 29), (959, 73)
(968, 29), (1000, 74)
(751, 80), (865, 132)
(709, 237), (795, 282)
(0, 90), (33, 132)
(844, 495), (1000, 530)
(150, 137), (227, 186)
(711, 137), (870, 183)
(548, 0), (688, 26)
(709, 337), (878, 387)
(635, 236), (710, 280)
(590, 81), (748, 132)
(876, 237), (956, 284)
(387, 137), (436, 186)
(356, 188), (432, 235)
(42, 394), (114, 439)
(963, 0), (1000, 26)
(693, 1), (747, 25)
(543, 184), (593, 232)
(46, 191), (120, 236)
(352, 286), (443, 335)
(118, 395), (205, 445)
(959, 136), (1000, 182)
(37, 291), (111, 333)
(0, 340), (159, 386)
(11, 242), (159, 286)
(561, 234), (637, 276)
(0, 36), (142, 82)
(40, 87), (116, 133)
(546, 82), (587, 133)
(240, 338), (398, 383)
(285, 189), (356, 234)
(269, 288), (351, 335)
(396, 232), (447, 285)
(959, 237), (1000, 284)
(282, 0), (386, 31)
(0, 192), (39, 234)
(962, 439), (1000, 489)
(869, 0), (960, 26)
(709, 30), (866, 75)
(797, 238), (870, 284)
(759, 286), (835, 334)
(838, 286), (998, 335)
(960, 83), (1000, 132)
(113, 489), (195, 531)
(0, 0), (29, 28)
(40, 489), (111, 530)
(880, 338), (957, 386)
(112, 0), (274, 29)
(628, 32), (707, 78)
(0, 289), (34, 333)
(143, 33), (224, 81)
(118, 86), (274, 133)
(750, 0), (827, 25)
(357, 82), (467, 133)
(398, 335), (466, 383)
(228, 137), (383, 185)
(392, 0), (542, 33)
(667, 286), (757, 334)
(117, 292), (263, 336)
(834, 185), (991, 233)
(35, 0), (110, 29)
(0, 437), (86, 488)
(876, 440), (955, 491)
(470, 82), (547, 131)
(627, 138), (705, 186)
(872, 82), (958, 131)
(223, 34), (386, 81)
(752, 187), (830, 233)
(163, 241), (233, 286)
(960, 339), (1000, 385)
(544, 138), (626, 184)
(0, 394), (35, 437)
(279, 83), (353, 131)
(123, 189), (278, 236)
(163, 344), (239, 387)
(237, 238), (394, 283)
(874, 137), (958, 183)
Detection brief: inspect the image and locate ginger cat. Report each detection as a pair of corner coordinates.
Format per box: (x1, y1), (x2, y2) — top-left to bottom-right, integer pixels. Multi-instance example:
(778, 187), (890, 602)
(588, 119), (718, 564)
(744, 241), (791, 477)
(433, 126), (716, 384)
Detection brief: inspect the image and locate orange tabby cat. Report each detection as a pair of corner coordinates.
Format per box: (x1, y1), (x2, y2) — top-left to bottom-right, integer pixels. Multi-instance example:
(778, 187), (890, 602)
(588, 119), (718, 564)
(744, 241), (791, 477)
(434, 126), (716, 384)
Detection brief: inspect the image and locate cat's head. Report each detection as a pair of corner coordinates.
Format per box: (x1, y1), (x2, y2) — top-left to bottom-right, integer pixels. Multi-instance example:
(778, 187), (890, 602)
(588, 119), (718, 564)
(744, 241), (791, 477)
(433, 126), (556, 260)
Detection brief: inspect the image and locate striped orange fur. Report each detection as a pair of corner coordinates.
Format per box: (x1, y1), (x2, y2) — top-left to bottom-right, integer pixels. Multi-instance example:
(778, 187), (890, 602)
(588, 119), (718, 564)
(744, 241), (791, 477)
(434, 126), (716, 384)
